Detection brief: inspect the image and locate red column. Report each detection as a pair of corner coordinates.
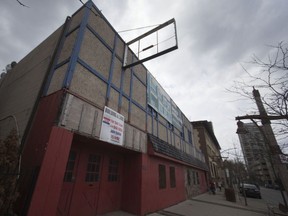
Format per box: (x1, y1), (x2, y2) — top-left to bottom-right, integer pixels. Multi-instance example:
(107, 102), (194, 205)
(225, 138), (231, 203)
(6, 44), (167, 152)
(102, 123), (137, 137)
(27, 126), (73, 216)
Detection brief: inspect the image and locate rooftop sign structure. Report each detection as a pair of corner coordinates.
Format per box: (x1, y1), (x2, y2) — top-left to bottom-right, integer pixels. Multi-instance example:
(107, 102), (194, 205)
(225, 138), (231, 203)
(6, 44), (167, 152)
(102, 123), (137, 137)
(123, 18), (178, 69)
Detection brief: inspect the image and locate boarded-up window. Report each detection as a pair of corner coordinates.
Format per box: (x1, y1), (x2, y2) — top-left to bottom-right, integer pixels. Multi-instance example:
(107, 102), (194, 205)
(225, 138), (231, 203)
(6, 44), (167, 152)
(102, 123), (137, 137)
(159, 164), (166, 189)
(187, 170), (191, 186)
(196, 172), (200, 184)
(170, 166), (176, 188)
(192, 171), (200, 185)
(108, 158), (119, 182)
(85, 154), (101, 182)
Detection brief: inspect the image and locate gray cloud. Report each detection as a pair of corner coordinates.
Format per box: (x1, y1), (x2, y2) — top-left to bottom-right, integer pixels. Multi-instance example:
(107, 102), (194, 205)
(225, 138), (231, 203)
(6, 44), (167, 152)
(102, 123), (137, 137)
(1, 0), (287, 154)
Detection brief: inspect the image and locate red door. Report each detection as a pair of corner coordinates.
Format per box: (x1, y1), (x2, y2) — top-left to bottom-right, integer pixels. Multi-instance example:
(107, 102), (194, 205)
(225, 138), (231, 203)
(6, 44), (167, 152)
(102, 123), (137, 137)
(57, 150), (79, 216)
(69, 150), (102, 216)
(57, 149), (102, 216)
(57, 146), (123, 216)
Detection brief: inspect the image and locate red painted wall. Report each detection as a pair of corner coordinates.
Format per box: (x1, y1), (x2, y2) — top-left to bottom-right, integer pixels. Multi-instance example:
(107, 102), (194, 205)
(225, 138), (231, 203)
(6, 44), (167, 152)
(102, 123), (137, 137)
(97, 153), (124, 215)
(17, 90), (66, 214)
(121, 153), (142, 214)
(140, 154), (186, 215)
(28, 126), (73, 216)
(199, 171), (208, 193)
(22, 90), (65, 167)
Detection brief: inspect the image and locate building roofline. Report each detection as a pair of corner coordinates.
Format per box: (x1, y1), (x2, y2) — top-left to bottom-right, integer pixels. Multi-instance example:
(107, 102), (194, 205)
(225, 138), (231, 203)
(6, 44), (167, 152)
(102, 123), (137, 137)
(191, 120), (221, 150)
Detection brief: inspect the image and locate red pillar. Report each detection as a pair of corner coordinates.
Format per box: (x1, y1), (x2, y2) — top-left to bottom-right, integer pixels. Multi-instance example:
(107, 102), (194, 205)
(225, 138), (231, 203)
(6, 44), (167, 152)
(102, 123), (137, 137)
(27, 126), (73, 216)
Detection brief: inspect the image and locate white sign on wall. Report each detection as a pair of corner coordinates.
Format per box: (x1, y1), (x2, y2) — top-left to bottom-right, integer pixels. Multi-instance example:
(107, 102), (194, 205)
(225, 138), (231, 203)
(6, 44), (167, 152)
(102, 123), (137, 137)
(100, 106), (125, 146)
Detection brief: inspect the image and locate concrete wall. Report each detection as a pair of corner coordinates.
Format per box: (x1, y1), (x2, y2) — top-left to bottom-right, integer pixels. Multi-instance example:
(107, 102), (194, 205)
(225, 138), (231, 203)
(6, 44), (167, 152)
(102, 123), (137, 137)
(0, 26), (63, 140)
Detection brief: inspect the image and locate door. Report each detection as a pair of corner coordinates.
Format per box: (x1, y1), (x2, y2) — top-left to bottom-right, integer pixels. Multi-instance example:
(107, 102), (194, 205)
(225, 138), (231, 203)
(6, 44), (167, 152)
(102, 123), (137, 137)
(57, 150), (79, 216)
(57, 149), (102, 216)
(69, 150), (102, 216)
(57, 146), (123, 216)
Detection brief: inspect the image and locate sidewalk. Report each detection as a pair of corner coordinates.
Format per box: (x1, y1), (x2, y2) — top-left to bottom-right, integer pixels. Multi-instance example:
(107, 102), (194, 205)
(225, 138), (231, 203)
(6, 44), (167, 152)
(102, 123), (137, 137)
(103, 189), (288, 216)
(147, 189), (268, 216)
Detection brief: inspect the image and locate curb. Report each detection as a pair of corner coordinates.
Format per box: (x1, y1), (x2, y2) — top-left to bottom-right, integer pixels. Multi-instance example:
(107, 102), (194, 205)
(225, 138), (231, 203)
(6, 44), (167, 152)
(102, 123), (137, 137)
(190, 198), (268, 214)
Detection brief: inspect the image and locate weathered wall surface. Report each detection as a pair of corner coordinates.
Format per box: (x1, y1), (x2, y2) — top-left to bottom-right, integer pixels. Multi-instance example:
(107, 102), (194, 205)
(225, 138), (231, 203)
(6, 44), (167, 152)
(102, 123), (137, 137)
(0, 26), (62, 140)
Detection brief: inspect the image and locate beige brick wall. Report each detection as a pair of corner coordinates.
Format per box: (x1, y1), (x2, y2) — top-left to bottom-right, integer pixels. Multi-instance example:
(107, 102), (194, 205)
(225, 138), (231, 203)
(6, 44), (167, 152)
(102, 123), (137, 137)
(57, 29), (78, 64)
(79, 30), (112, 80)
(88, 8), (115, 49)
(70, 63), (107, 109)
(132, 77), (146, 108)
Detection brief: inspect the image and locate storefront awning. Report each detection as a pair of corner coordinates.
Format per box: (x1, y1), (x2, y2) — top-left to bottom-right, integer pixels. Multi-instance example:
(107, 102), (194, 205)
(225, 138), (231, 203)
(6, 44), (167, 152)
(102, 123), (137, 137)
(148, 134), (208, 171)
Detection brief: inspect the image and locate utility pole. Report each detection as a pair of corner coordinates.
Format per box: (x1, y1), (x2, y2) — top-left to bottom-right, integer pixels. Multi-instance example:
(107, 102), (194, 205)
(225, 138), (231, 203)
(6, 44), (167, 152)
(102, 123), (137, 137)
(236, 88), (288, 208)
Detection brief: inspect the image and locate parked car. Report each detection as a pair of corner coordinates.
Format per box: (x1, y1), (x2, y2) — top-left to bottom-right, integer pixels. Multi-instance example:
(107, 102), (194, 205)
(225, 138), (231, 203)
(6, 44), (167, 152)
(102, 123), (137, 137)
(239, 183), (262, 199)
(265, 183), (273, 189)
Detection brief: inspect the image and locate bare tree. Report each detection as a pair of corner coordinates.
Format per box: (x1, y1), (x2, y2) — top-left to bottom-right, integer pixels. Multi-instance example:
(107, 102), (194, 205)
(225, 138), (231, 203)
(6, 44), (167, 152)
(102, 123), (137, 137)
(0, 129), (19, 215)
(230, 42), (288, 148)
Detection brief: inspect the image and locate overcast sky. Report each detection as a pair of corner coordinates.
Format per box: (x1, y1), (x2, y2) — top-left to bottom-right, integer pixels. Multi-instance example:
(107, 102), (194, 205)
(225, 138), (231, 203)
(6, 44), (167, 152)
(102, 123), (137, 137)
(1, 0), (288, 158)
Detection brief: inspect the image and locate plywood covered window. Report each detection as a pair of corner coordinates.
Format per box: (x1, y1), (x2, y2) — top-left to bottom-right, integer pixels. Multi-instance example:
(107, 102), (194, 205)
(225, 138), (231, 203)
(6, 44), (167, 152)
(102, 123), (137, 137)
(187, 170), (191, 186)
(158, 164), (166, 189)
(85, 154), (101, 182)
(108, 158), (119, 182)
(193, 171), (200, 185)
(170, 166), (176, 188)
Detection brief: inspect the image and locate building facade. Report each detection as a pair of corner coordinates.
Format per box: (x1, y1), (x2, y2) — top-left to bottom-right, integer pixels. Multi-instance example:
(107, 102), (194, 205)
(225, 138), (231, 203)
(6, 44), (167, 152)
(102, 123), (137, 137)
(191, 121), (223, 185)
(0, 2), (208, 216)
(237, 122), (275, 185)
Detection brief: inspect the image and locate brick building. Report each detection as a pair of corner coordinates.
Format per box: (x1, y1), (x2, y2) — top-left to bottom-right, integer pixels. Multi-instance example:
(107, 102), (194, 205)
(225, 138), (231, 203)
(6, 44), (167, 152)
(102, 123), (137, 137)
(191, 121), (223, 184)
(0, 2), (208, 215)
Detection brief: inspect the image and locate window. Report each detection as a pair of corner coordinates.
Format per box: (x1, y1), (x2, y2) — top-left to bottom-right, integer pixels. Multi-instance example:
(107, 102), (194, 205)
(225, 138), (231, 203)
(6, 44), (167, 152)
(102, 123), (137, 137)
(191, 170), (200, 185)
(187, 170), (191, 186)
(158, 164), (166, 189)
(64, 151), (77, 182)
(85, 154), (101, 182)
(108, 158), (119, 182)
(196, 172), (200, 184)
(192, 171), (196, 184)
(170, 166), (176, 188)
